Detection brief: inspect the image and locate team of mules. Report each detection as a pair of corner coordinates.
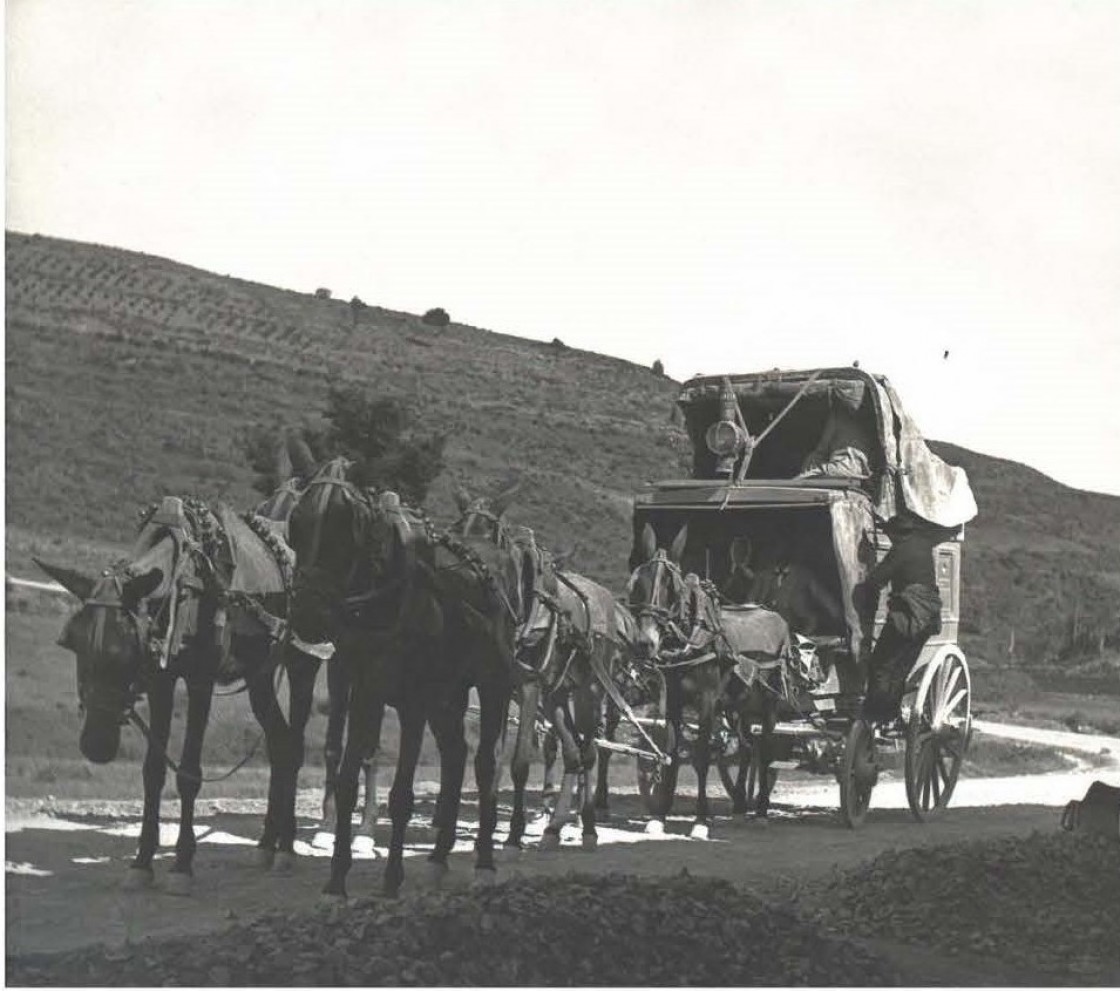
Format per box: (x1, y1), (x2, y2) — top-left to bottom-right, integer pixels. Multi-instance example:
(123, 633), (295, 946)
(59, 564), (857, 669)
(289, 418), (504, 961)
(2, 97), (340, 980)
(40, 459), (793, 898)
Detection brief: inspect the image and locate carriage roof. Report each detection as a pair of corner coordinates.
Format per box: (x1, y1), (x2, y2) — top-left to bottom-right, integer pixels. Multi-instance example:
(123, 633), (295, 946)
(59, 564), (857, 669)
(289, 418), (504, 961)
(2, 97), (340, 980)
(670, 367), (977, 530)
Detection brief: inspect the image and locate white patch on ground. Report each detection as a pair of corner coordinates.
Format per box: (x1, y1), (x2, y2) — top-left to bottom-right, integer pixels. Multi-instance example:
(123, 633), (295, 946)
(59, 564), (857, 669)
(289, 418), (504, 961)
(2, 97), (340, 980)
(5, 815), (102, 834)
(71, 857), (113, 865)
(197, 830), (257, 847)
(6, 861), (53, 877)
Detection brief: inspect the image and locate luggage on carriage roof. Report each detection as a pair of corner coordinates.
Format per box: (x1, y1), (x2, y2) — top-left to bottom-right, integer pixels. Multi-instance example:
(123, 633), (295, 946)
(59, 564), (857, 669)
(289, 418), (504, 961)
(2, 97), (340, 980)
(675, 367), (977, 530)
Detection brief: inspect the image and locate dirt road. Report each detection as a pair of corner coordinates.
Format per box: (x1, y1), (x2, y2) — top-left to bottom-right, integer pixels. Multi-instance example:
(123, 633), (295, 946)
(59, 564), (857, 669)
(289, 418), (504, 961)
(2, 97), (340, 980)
(5, 770), (1102, 959)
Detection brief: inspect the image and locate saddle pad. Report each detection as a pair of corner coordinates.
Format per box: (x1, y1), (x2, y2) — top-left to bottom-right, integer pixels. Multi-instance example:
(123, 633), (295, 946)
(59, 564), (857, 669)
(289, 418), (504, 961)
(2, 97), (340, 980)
(218, 505), (289, 596)
(720, 606), (790, 661)
(556, 571), (618, 639)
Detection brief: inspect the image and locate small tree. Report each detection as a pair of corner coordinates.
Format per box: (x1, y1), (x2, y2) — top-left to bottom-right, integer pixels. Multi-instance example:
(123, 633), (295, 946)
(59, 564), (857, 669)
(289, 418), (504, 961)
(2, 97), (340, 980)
(322, 385), (446, 503)
(422, 307), (450, 327)
(652, 359), (665, 376)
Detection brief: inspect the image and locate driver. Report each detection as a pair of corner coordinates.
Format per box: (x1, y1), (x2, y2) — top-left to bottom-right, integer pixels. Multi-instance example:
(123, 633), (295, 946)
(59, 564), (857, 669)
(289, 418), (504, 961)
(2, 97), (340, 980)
(856, 512), (945, 724)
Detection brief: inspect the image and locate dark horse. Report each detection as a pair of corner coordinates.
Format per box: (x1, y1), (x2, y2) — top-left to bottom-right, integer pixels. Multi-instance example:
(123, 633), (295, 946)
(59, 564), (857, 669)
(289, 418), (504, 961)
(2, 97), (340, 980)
(252, 474), (381, 854)
(627, 522), (790, 837)
(37, 495), (322, 892)
(449, 488), (627, 853)
(287, 459), (523, 897)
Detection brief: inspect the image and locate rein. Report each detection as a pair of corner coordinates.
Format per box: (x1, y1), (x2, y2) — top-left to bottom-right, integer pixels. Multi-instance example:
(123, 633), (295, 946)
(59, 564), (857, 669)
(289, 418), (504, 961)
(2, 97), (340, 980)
(123, 664), (283, 785)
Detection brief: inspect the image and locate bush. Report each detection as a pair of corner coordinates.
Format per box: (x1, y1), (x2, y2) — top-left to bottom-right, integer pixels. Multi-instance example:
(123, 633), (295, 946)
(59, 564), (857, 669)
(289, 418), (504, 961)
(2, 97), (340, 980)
(421, 307), (450, 328)
(652, 359), (665, 376)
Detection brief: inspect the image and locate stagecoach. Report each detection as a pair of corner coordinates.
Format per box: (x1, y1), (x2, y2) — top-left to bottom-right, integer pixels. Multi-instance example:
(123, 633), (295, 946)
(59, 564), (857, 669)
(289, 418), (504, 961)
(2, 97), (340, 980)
(617, 367), (978, 828)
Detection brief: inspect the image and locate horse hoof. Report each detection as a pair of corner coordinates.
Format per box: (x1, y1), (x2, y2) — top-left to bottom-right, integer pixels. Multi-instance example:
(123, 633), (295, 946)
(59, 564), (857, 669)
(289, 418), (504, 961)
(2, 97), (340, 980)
(537, 831), (562, 852)
(318, 892), (347, 909)
(121, 868), (153, 891)
(644, 819), (666, 837)
(426, 861), (449, 887)
(312, 831), (335, 850)
(689, 822), (710, 841)
(164, 871), (193, 897)
(581, 833), (598, 852)
(255, 847), (276, 869)
(352, 835), (379, 858)
(272, 851), (297, 874)
(472, 868), (498, 887)
(498, 842), (522, 859)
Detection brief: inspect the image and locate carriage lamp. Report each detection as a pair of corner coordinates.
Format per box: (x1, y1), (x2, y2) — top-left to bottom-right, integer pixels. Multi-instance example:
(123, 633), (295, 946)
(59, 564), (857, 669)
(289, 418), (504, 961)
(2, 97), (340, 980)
(706, 378), (750, 477)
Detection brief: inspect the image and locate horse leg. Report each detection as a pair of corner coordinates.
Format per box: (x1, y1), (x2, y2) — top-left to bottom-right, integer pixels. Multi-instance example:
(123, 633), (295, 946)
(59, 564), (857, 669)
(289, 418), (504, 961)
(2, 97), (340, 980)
(540, 700), (580, 851)
(246, 648), (290, 868)
(354, 707), (382, 855)
(315, 655), (349, 848)
(472, 681), (511, 877)
(321, 672), (380, 901)
(426, 685), (469, 883)
(754, 701), (777, 819)
(383, 700), (425, 897)
(124, 674), (174, 890)
(594, 694), (619, 822)
(541, 728), (559, 815)
(167, 671), (215, 894)
(690, 684), (716, 840)
(506, 681), (540, 850)
(574, 682), (601, 850)
(275, 649), (318, 867)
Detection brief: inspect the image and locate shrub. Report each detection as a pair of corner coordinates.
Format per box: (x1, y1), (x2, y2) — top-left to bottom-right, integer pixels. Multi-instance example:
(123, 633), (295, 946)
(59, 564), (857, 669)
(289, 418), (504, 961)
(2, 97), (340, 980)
(421, 307), (450, 328)
(652, 359), (665, 376)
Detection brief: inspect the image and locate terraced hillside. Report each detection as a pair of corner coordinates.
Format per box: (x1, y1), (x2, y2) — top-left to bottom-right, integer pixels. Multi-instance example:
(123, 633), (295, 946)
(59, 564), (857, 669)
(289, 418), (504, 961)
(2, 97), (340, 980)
(5, 231), (685, 590)
(6, 230), (1119, 674)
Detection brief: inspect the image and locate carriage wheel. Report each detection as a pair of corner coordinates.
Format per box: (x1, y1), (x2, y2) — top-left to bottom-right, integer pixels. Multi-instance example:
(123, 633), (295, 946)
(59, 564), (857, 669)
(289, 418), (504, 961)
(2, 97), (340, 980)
(636, 721), (679, 817)
(905, 649), (971, 822)
(839, 719), (878, 829)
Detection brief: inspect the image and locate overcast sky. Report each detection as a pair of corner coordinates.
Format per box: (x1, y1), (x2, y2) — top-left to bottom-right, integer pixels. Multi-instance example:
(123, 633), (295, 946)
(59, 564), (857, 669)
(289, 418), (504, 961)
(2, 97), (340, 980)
(8, 1), (1120, 495)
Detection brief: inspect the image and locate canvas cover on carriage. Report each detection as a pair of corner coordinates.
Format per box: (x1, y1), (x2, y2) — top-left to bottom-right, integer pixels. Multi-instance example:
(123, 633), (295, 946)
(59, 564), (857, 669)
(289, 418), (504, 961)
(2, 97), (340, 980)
(674, 367), (977, 529)
(636, 368), (976, 660)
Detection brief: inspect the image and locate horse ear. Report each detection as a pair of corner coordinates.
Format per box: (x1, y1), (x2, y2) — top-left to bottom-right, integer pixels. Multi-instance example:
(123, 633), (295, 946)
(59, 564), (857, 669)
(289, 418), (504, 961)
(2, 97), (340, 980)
(273, 430), (293, 484)
(639, 523), (657, 562)
(123, 568), (163, 604)
(285, 429), (318, 481)
(489, 474), (523, 518)
(730, 536), (752, 568)
(669, 524), (689, 564)
(32, 558), (94, 601)
(454, 486), (473, 514)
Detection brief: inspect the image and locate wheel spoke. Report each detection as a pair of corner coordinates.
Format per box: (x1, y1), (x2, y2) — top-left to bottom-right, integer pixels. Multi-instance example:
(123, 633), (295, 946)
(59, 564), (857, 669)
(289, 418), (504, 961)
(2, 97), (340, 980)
(939, 665), (962, 713)
(937, 687), (968, 726)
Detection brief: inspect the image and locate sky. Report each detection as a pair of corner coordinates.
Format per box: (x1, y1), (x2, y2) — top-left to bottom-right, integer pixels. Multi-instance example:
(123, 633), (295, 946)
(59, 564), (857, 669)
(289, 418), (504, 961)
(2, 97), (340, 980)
(7, 0), (1120, 495)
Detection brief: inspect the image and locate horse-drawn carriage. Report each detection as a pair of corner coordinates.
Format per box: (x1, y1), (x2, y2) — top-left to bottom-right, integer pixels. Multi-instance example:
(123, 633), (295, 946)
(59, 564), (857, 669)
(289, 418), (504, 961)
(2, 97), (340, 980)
(615, 367), (978, 828)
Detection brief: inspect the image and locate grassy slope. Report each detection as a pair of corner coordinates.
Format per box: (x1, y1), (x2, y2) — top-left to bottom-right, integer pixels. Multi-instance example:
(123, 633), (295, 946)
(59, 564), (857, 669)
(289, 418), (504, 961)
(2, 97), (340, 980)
(6, 230), (1119, 674)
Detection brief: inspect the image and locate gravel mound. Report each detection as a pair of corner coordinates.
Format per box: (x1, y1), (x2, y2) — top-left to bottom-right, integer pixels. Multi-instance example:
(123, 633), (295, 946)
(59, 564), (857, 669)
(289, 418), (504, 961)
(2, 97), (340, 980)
(8, 872), (899, 987)
(808, 831), (1120, 985)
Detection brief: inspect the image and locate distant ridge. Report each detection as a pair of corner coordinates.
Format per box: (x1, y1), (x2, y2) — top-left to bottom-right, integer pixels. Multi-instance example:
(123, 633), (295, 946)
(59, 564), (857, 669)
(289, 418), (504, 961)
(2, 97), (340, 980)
(6, 230), (1118, 674)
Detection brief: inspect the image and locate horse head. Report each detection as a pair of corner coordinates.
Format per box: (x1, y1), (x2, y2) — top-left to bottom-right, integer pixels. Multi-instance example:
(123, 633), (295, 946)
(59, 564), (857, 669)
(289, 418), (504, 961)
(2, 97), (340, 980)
(625, 522), (690, 661)
(452, 475), (523, 545)
(288, 458), (429, 642)
(36, 556), (168, 764)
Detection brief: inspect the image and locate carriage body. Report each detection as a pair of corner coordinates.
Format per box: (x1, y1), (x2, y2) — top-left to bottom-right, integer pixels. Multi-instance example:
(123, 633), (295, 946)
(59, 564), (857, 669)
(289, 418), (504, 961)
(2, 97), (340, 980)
(627, 367), (977, 825)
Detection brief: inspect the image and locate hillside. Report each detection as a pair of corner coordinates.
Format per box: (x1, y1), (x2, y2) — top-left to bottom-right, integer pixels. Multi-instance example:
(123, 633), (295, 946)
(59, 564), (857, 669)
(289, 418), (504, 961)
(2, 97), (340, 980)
(6, 230), (1119, 676)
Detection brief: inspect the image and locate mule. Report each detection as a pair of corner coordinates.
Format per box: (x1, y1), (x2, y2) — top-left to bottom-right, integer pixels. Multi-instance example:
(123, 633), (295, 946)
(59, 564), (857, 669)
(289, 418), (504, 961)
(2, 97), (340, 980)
(288, 460), (526, 896)
(37, 495), (322, 892)
(252, 475), (381, 854)
(627, 522), (790, 838)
